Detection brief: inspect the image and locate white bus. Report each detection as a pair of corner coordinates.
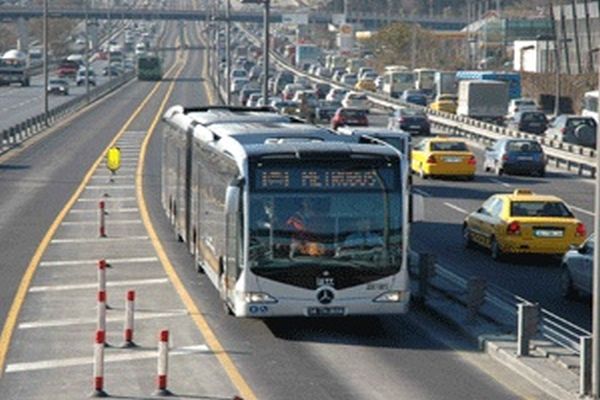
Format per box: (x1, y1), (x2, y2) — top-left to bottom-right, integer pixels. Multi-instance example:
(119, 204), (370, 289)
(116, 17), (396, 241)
(381, 66), (415, 98)
(414, 68), (437, 95)
(582, 90), (598, 123)
(161, 106), (410, 318)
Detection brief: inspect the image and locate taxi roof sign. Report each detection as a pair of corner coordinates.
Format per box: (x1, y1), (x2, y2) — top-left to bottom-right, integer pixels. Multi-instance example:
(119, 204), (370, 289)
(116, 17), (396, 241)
(513, 189), (533, 196)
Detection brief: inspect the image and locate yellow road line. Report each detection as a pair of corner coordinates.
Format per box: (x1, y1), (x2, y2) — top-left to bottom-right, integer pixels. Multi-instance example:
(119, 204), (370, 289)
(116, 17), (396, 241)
(136, 27), (258, 400)
(0, 41), (182, 378)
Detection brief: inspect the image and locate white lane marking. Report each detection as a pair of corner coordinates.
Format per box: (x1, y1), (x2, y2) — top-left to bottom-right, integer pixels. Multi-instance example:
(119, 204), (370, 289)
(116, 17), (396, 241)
(443, 202), (468, 214)
(570, 205), (594, 217)
(62, 220), (142, 226)
(412, 188), (431, 198)
(51, 236), (149, 244)
(40, 256), (158, 267)
(5, 344), (209, 373)
(77, 197), (136, 202)
(86, 185), (135, 189)
(29, 278), (169, 293)
(19, 310), (188, 329)
(69, 207), (139, 213)
(489, 178), (511, 188)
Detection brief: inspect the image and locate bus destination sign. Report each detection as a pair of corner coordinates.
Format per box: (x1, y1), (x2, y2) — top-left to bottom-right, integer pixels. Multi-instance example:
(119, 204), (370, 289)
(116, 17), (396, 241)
(254, 167), (396, 191)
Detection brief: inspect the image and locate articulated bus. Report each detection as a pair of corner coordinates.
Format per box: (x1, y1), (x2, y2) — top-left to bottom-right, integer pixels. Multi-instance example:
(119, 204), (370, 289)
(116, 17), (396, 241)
(161, 106), (410, 318)
(137, 53), (162, 81)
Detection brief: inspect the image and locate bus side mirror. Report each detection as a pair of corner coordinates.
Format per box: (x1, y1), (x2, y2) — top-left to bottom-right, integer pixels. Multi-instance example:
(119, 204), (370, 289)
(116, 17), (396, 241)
(225, 185), (240, 216)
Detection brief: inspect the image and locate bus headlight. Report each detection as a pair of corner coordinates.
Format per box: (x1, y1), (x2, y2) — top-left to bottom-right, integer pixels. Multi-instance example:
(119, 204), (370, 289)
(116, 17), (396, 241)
(244, 292), (278, 304)
(373, 291), (409, 303)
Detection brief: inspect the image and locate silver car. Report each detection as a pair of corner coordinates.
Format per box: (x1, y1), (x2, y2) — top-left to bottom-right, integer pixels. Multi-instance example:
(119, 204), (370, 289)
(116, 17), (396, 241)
(561, 234), (594, 299)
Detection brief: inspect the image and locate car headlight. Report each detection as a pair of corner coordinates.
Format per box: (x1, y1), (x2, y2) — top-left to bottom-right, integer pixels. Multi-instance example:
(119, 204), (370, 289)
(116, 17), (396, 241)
(244, 292), (278, 304)
(373, 291), (409, 303)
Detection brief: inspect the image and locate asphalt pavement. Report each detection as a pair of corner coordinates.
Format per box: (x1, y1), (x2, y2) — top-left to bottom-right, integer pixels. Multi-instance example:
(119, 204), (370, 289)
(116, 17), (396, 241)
(0, 19), (576, 400)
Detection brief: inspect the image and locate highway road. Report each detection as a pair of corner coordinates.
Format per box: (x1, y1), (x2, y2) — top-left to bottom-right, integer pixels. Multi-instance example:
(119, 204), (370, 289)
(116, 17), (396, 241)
(359, 111), (595, 331)
(0, 20), (555, 399)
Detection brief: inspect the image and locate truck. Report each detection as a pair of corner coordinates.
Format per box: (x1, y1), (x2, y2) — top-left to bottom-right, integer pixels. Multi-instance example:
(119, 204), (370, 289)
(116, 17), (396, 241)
(295, 44), (321, 69)
(0, 50), (30, 86)
(434, 71), (457, 97)
(456, 80), (509, 125)
(455, 70), (521, 99)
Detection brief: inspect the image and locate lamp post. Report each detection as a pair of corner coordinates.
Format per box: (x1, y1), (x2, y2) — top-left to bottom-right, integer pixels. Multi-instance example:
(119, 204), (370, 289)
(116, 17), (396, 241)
(594, 45), (600, 400)
(226, 0), (231, 105)
(42, 0), (48, 125)
(240, 0), (270, 103)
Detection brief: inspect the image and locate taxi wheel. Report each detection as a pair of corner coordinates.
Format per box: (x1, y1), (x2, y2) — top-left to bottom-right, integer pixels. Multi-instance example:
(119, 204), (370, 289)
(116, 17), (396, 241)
(462, 226), (473, 249)
(490, 237), (504, 261)
(560, 268), (578, 299)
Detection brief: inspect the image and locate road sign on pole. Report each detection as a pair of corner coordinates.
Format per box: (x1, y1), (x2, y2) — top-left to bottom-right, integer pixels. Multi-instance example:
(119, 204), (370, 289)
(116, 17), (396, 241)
(282, 13), (308, 25)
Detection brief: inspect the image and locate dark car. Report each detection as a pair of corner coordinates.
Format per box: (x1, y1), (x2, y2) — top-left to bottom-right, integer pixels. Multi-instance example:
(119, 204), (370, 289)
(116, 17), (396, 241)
(315, 100), (342, 122)
(545, 115), (597, 148)
(57, 60), (79, 79)
(507, 111), (548, 135)
(400, 90), (428, 106)
(483, 138), (546, 176)
(331, 108), (369, 130)
(312, 82), (331, 99)
(387, 108), (431, 135)
(238, 87), (260, 106)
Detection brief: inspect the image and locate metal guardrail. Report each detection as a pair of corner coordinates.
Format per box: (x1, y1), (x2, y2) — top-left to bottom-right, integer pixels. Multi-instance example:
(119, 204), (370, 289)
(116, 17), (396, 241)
(0, 70), (135, 155)
(239, 24), (598, 178)
(237, 23), (592, 361)
(0, 20), (170, 157)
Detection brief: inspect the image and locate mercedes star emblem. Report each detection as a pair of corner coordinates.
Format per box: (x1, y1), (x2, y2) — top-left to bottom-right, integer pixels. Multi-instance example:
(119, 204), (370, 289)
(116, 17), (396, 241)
(317, 288), (334, 305)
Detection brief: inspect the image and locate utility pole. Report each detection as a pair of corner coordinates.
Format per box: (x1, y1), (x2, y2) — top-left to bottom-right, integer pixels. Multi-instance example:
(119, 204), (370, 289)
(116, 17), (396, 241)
(594, 35), (600, 400)
(43, 0), (48, 125)
(85, 0), (90, 103)
(262, 0), (270, 103)
(226, 0), (231, 105)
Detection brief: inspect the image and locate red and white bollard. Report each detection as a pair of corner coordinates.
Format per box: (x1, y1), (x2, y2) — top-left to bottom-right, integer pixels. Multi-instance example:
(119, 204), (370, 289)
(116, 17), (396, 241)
(121, 290), (136, 348)
(154, 330), (171, 396)
(99, 200), (107, 238)
(97, 260), (107, 332)
(91, 330), (108, 397)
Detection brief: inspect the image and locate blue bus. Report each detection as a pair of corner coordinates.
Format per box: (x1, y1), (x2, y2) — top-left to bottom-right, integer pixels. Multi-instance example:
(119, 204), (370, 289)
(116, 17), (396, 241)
(455, 71), (521, 99)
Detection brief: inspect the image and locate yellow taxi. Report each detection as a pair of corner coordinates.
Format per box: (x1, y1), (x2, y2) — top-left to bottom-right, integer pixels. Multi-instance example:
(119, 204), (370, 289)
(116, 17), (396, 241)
(463, 189), (586, 260)
(411, 137), (476, 179)
(355, 78), (377, 92)
(430, 94), (458, 114)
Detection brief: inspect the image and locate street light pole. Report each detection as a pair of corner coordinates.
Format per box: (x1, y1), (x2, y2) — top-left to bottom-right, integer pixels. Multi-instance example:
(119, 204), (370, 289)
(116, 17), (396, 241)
(594, 46), (600, 400)
(262, 0), (270, 104)
(226, 0), (231, 105)
(85, 0), (90, 103)
(43, 0), (48, 125)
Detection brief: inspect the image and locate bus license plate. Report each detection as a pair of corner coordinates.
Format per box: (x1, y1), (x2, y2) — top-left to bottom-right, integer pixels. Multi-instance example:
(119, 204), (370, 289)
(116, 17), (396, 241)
(534, 229), (563, 238)
(307, 307), (346, 317)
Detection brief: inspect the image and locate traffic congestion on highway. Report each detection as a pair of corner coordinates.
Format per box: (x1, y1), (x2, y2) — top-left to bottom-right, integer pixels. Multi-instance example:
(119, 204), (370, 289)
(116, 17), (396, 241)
(0, 0), (599, 399)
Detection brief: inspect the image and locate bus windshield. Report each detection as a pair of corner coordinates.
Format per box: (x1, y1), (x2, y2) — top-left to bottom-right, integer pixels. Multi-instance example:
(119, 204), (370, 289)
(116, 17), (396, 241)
(139, 57), (159, 69)
(249, 163), (402, 275)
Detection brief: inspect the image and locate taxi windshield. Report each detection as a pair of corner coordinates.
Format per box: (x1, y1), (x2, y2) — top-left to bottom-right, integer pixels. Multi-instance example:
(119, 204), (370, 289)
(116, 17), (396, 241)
(510, 201), (573, 218)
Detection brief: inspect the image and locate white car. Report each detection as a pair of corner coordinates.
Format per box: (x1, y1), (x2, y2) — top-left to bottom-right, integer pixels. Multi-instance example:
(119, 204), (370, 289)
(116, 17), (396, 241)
(507, 98), (538, 117)
(230, 68), (248, 81)
(231, 77), (249, 93)
(325, 88), (348, 102)
(246, 92), (262, 107)
(341, 91), (369, 111)
(340, 73), (358, 87)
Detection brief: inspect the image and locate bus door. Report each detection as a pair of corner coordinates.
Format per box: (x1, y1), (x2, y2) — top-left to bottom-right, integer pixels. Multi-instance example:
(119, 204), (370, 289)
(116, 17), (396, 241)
(224, 184), (242, 302)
